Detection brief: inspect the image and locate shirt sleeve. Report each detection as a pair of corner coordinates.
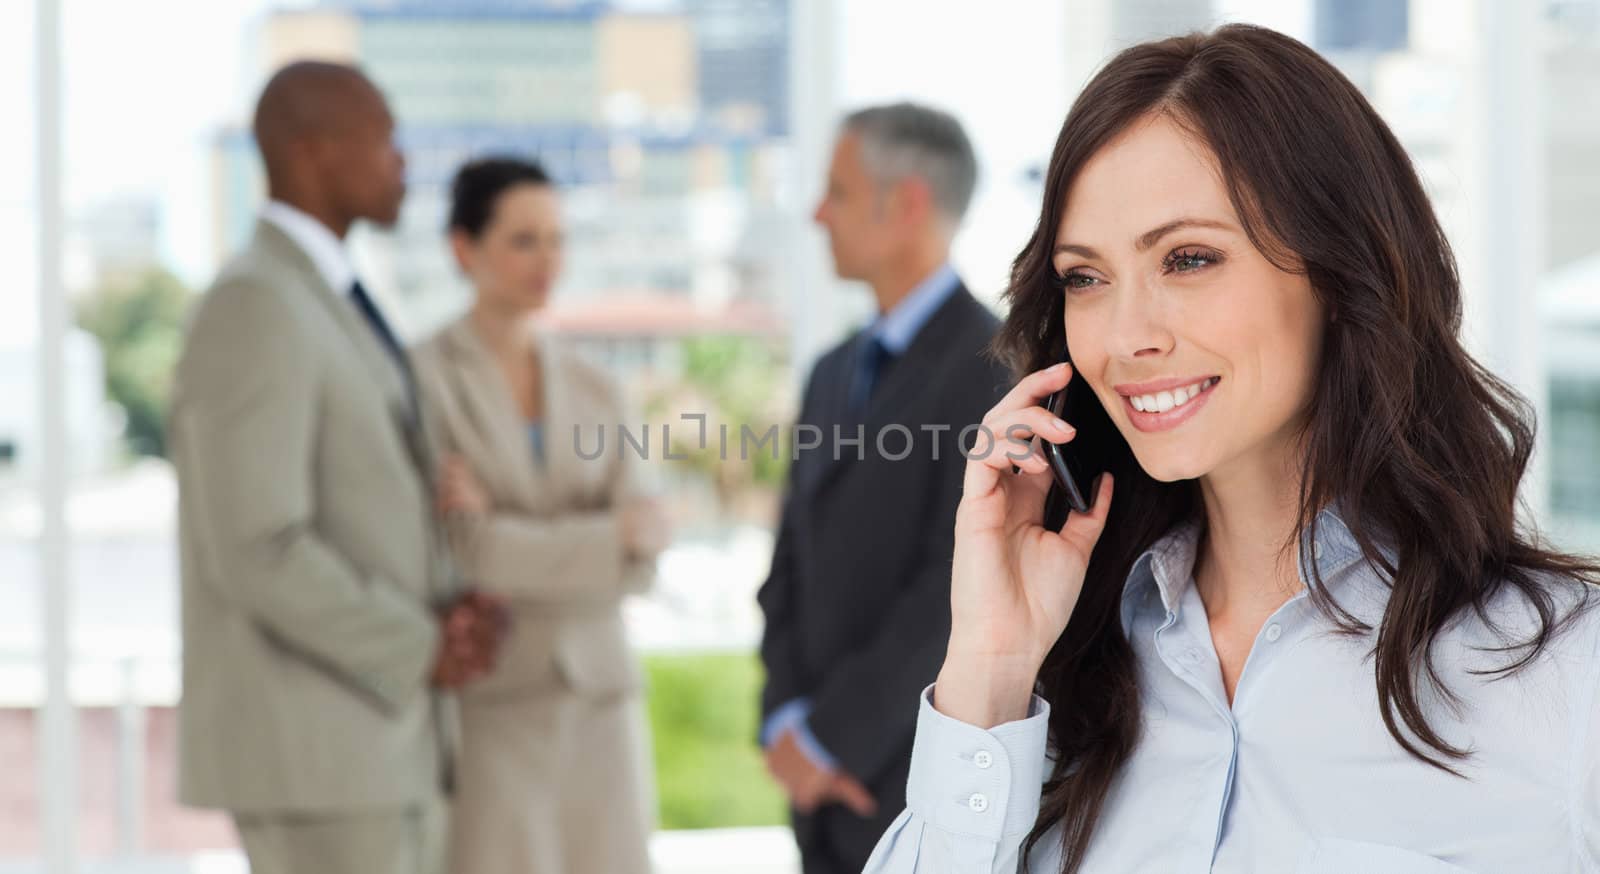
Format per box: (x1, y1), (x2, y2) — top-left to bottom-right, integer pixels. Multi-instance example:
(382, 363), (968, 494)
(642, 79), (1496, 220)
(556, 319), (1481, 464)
(760, 698), (841, 772)
(862, 685), (1051, 873)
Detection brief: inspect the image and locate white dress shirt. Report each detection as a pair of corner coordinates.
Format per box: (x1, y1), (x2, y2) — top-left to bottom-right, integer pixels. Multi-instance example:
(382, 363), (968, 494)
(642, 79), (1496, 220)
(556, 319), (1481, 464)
(260, 200), (355, 296)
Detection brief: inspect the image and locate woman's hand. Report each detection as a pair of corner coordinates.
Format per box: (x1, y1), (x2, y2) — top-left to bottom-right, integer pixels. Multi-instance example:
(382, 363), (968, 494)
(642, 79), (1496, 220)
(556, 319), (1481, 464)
(437, 454), (492, 517)
(936, 362), (1114, 727)
(619, 495), (672, 557)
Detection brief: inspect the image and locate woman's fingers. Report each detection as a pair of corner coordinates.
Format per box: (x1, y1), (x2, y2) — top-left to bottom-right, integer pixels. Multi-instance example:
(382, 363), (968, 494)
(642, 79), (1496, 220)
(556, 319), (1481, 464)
(438, 465), (461, 491)
(983, 364), (1079, 467)
(1058, 472), (1114, 554)
(964, 427), (1050, 503)
(1002, 450), (1054, 530)
(963, 366), (1078, 503)
(995, 362), (1073, 413)
(439, 456), (479, 489)
(980, 407), (1075, 472)
(438, 473), (476, 513)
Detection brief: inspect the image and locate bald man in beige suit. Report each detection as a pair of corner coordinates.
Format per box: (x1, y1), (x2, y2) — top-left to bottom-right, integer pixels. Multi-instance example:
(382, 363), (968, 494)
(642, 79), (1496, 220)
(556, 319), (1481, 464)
(169, 62), (505, 874)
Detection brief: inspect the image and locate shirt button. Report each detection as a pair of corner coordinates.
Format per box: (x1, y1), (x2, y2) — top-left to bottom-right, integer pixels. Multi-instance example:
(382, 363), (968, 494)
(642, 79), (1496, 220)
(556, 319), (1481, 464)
(1265, 623), (1282, 642)
(1313, 541), (1324, 560)
(973, 750), (993, 769)
(968, 793), (989, 813)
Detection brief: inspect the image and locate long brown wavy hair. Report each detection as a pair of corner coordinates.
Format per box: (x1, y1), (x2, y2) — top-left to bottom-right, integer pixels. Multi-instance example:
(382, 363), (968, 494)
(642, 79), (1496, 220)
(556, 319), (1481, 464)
(994, 24), (1600, 872)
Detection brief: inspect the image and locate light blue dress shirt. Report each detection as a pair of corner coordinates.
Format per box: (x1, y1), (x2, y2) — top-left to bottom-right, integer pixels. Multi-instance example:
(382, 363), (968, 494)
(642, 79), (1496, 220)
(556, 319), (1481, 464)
(762, 263), (963, 769)
(864, 509), (1600, 872)
(870, 262), (961, 357)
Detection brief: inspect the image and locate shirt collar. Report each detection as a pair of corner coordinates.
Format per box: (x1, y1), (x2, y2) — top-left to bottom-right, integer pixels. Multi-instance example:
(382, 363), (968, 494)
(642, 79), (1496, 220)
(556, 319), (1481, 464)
(1119, 503), (1379, 631)
(867, 263), (961, 356)
(260, 200), (356, 296)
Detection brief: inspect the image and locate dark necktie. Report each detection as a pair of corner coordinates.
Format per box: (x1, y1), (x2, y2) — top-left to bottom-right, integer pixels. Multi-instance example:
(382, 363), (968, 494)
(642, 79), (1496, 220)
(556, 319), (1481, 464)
(348, 279), (417, 413)
(849, 335), (895, 412)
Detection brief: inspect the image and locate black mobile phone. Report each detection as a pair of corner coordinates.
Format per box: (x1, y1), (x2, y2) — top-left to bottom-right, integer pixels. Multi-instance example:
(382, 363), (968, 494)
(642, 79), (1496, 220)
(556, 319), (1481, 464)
(1042, 350), (1108, 515)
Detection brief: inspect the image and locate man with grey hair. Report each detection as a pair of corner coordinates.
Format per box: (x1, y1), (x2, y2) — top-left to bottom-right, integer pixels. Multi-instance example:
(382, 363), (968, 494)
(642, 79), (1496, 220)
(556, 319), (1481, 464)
(758, 102), (1010, 873)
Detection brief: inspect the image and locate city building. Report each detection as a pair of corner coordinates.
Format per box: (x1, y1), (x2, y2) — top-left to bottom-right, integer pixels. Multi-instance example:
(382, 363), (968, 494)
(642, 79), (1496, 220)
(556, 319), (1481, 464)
(211, 0), (792, 345)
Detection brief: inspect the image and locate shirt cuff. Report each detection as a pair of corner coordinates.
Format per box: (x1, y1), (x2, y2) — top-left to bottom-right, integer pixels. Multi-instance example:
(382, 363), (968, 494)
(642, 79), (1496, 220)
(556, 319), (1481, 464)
(761, 697), (810, 747)
(904, 683), (1050, 841)
(761, 698), (840, 772)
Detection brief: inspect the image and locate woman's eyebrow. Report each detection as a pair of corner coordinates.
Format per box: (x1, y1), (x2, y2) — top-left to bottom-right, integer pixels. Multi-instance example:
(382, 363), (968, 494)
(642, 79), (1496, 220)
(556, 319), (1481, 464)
(1134, 217), (1235, 251)
(1053, 217), (1237, 259)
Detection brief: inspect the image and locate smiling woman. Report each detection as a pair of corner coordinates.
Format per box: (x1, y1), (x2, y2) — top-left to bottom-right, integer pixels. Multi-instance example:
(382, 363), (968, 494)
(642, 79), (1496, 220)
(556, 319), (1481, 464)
(862, 23), (1600, 874)
(1049, 114), (1324, 473)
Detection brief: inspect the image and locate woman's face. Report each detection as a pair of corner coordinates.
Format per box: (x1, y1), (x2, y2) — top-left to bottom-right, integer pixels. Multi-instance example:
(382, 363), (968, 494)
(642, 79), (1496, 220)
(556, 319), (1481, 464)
(453, 183), (564, 314)
(1052, 114), (1325, 484)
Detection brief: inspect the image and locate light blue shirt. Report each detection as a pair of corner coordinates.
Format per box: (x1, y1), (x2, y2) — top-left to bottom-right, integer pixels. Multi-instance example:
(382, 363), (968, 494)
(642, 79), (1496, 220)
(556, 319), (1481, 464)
(868, 263), (961, 356)
(864, 509), (1600, 873)
(527, 420), (545, 465)
(761, 263), (962, 769)
(759, 697), (839, 771)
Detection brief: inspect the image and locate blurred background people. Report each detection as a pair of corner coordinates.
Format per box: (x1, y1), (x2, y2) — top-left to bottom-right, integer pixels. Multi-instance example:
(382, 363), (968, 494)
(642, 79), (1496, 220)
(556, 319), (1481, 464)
(168, 62), (504, 874)
(412, 156), (670, 874)
(756, 103), (1011, 874)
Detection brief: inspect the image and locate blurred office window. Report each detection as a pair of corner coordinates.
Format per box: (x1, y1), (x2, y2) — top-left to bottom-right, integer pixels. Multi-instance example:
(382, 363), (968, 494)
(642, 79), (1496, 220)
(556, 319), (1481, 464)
(1544, 256), (1600, 551)
(0, 0), (42, 860)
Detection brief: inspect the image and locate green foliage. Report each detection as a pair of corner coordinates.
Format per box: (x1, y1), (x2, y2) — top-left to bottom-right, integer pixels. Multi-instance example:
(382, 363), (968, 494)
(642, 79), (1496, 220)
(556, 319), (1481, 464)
(668, 335), (790, 490)
(75, 268), (192, 458)
(644, 650), (788, 830)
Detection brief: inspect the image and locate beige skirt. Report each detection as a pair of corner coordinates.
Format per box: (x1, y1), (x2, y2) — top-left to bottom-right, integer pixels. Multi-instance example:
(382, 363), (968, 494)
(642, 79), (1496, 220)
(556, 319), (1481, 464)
(448, 689), (656, 874)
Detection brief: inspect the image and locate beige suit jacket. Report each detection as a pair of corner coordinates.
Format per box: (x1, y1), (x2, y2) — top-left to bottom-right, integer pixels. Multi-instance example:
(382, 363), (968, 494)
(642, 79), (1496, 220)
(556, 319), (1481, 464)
(412, 317), (655, 703)
(170, 220), (458, 813)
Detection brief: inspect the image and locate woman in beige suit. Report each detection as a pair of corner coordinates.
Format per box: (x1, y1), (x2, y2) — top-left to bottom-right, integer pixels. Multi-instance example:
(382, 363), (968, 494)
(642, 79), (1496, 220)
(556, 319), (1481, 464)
(412, 157), (669, 874)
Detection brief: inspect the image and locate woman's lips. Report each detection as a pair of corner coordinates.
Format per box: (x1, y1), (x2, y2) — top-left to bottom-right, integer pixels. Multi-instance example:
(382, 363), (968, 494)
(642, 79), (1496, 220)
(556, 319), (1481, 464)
(1121, 376), (1220, 433)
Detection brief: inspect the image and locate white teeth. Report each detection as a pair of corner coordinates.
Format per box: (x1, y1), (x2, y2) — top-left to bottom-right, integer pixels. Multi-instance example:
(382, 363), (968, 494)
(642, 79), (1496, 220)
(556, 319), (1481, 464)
(1129, 377), (1216, 414)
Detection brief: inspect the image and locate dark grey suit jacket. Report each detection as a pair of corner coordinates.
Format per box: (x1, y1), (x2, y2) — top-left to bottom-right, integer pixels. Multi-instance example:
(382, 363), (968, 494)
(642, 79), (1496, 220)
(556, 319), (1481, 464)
(758, 284), (1010, 867)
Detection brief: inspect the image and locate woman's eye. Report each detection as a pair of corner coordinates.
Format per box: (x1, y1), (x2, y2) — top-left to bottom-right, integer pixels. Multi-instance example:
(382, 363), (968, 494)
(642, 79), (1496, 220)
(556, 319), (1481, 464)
(1163, 248), (1219, 273)
(1055, 271), (1099, 291)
